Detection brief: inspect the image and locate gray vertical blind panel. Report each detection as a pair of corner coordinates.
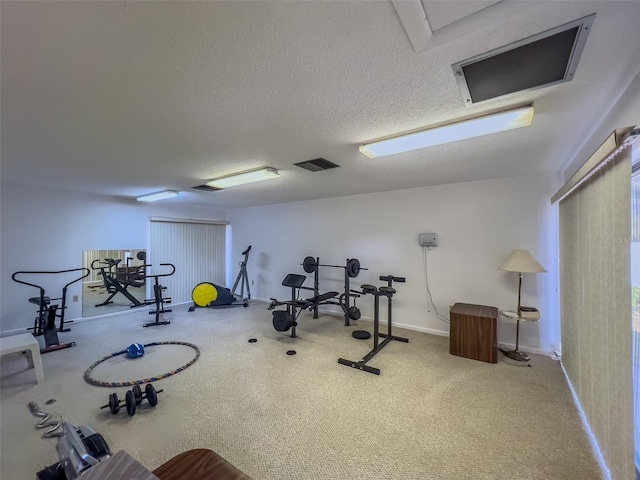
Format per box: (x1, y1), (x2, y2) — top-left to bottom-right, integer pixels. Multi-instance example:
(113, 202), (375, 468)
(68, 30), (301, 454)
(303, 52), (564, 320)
(559, 148), (633, 479)
(149, 221), (226, 305)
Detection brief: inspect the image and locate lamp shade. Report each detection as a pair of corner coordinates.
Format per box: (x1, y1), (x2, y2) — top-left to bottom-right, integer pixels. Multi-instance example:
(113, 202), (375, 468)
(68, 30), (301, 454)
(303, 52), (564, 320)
(498, 250), (546, 273)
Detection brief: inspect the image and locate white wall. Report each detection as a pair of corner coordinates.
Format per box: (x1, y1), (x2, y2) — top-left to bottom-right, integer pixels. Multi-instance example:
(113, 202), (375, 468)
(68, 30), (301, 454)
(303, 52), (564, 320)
(0, 183), (227, 332)
(564, 68), (640, 179)
(229, 173), (560, 354)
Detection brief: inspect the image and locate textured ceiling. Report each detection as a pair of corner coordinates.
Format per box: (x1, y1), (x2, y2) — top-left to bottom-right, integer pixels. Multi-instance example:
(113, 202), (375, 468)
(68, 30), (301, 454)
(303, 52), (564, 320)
(2, 1), (640, 209)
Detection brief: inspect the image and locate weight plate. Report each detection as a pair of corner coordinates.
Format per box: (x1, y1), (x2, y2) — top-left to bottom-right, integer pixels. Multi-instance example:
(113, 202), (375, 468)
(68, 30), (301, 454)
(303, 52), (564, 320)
(109, 393), (120, 415)
(125, 390), (136, 416)
(272, 311), (293, 332)
(348, 306), (361, 320)
(302, 256), (317, 274)
(132, 384), (143, 405)
(346, 259), (360, 278)
(352, 330), (371, 340)
(146, 383), (158, 407)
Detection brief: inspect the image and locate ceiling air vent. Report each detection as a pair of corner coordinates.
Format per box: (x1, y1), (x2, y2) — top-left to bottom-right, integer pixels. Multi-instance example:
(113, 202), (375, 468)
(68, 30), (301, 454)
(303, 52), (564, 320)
(452, 14), (594, 105)
(294, 158), (340, 172)
(192, 184), (221, 192)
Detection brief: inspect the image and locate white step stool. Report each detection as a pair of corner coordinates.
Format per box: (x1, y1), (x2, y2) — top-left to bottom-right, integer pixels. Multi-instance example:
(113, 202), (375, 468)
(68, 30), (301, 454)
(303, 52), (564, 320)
(0, 333), (44, 383)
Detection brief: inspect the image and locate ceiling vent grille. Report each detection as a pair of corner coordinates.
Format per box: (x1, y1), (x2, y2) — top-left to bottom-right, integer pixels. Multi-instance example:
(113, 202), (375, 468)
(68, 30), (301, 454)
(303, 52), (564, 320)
(452, 14), (594, 105)
(294, 158), (340, 172)
(192, 184), (221, 192)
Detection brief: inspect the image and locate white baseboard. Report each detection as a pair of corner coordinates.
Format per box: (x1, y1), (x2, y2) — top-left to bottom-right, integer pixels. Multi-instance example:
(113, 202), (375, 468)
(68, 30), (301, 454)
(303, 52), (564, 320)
(0, 301), (193, 338)
(3, 296), (555, 356)
(285, 302), (555, 357)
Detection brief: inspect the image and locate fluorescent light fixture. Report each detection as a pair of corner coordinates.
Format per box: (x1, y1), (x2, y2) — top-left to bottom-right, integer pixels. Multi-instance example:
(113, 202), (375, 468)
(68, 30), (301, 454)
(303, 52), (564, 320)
(206, 167), (280, 189)
(359, 105), (534, 158)
(136, 190), (180, 202)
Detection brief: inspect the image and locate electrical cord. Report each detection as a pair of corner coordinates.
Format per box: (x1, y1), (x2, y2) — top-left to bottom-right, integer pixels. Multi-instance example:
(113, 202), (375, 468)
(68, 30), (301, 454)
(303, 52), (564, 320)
(422, 246), (449, 324)
(28, 402), (63, 437)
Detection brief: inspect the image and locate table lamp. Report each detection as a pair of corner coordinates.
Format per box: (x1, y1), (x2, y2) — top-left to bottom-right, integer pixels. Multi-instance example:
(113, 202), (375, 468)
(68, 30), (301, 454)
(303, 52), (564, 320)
(498, 249), (546, 361)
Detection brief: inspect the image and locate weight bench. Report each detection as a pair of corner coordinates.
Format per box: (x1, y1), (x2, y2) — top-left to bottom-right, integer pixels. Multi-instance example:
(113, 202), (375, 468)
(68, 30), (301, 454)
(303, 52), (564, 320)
(270, 273), (340, 337)
(0, 333), (44, 384)
(297, 291), (339, 309)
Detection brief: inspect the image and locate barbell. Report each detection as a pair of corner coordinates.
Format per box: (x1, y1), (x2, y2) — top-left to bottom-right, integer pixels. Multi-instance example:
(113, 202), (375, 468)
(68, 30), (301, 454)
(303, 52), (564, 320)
(301, 257), (367, 278)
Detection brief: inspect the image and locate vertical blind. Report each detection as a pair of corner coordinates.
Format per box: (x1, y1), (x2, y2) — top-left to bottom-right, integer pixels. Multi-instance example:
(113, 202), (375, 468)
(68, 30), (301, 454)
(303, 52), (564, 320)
(82, 249), (128, 283)
(631, 158), (640, 478)
(558, 141), (633, 479)
(149, 220), (226, 305)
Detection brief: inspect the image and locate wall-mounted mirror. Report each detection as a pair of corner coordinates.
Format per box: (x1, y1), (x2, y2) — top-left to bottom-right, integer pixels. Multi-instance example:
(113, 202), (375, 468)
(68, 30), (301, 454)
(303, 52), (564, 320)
(82, 249), (147, 318)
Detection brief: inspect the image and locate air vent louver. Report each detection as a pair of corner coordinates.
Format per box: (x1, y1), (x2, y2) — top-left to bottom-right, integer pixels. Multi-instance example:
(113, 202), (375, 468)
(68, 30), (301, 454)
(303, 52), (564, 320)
(294, 158), (340, 172)
(452, 14), (594, 105)
(192, 184), (221, 192)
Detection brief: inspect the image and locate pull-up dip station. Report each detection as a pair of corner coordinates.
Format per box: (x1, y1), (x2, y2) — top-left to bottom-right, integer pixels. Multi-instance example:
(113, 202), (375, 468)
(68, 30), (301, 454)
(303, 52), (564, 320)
(338, 275), (408, 375)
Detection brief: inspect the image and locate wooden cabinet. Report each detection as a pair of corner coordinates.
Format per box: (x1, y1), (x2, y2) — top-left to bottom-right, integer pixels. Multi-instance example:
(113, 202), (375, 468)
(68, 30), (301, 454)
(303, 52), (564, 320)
(449, 303), (498, 363)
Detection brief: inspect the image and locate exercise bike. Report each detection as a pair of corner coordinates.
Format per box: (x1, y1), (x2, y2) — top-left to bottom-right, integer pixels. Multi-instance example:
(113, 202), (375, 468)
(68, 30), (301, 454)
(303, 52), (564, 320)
(12, 268), (90, 353)
(143, 263), (175, 327)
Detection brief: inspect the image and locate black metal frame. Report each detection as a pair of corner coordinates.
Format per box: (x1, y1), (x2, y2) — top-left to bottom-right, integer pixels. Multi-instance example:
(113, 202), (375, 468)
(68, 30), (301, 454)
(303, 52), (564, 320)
(143, 263), (176, 327)
(11, 268), (90, 353)
(304, 256), (362, 326)
(91, 259), (146, 308)
(230, 245), (251, 301)
(269, 274), (308, 338)
(338, 275), (408, 375)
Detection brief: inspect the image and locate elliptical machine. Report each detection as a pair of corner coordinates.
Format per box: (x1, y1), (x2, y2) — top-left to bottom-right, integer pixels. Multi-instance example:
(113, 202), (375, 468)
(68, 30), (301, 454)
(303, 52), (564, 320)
(230, 245), (251, 301)
(12, 268), (90, 353)
(188, 246), (251, 311)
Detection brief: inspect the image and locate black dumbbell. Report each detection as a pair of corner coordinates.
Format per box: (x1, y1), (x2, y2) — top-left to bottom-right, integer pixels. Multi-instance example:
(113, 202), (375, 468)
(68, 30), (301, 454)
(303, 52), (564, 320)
(100, 384), (163, 416)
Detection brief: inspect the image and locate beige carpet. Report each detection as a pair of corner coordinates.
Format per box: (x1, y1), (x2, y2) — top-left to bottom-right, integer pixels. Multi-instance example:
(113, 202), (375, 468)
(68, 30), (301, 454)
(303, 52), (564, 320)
(0, 303), (603, 479)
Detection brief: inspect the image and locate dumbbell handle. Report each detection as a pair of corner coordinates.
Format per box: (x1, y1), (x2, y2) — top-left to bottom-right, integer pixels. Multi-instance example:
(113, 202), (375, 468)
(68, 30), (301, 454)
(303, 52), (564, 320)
(137, 388), (165, 401)
(100, 389), (164, 409)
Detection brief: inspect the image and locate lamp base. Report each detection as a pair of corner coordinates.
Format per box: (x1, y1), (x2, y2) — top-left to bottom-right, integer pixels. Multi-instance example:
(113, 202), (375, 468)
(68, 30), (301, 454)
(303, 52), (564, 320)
(500, 348), (530, 362)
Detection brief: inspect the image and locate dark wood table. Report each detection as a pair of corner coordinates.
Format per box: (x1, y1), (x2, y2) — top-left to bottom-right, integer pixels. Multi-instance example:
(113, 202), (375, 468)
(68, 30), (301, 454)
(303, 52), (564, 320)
(80, 449), (252, 480)
(153, 448), (253, 480)
(449, 302), (498, 363)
